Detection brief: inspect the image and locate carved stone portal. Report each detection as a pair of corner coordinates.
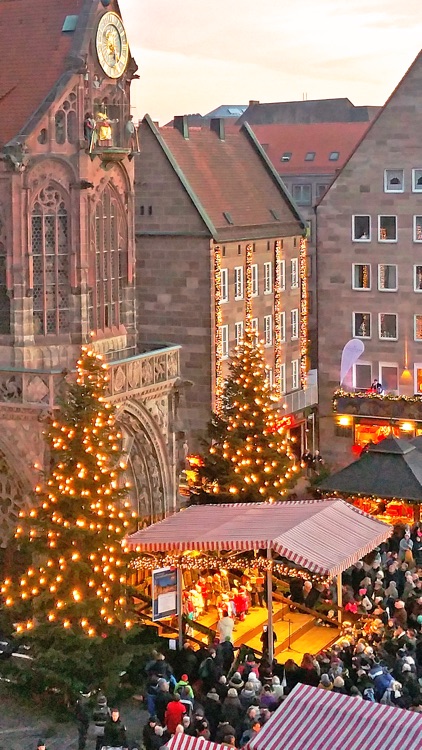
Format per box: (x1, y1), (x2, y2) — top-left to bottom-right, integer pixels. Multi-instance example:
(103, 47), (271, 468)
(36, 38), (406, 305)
(0, 450), (28, 540)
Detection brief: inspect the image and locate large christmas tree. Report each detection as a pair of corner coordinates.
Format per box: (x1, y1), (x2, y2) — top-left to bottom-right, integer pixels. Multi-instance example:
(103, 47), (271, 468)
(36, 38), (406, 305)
(195, 330), (299, 503)
(1, 347), (137, 637)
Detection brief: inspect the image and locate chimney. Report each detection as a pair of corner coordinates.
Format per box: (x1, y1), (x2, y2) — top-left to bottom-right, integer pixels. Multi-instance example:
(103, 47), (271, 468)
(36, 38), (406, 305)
(210, 118), (225, 141)
(249, 100), (260, 106)
(173, 115), (189, 139)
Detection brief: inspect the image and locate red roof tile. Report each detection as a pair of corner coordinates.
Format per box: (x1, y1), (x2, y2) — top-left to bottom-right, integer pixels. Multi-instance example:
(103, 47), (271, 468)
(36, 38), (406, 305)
(158, 122), (303, 235)
(251, 122), (371, 175)
(0, 0), (84, 147)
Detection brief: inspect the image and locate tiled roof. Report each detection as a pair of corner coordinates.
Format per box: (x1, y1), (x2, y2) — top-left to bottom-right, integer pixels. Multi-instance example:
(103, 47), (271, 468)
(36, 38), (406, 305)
(251, 122), (371, 175)
(0, 0), (84, 147)
(155, 120), (304, 238)
(237, 98), (380, 126)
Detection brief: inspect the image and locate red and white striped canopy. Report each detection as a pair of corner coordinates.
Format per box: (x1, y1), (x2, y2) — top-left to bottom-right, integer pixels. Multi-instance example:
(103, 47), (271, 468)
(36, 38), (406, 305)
(164, 735), (227, 750)
(126, 499), (391, 576)
(244, 683), (422, 750)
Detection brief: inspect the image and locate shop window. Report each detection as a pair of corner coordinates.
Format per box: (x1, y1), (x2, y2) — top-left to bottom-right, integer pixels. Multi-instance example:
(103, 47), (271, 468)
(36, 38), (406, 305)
(354, 363), (372, 389)
(355, 420), (400, 449)
(415, 315), (422, 341)
(379, 364), (398, 392)
(378, 215), (397, 242)
(291, 258), (299, 289)
(415, 366), (422, 394)
(379, 313), (398, 340)
(378, 264), (397, 291)
(352, 264), (371, 290)
(412, 169), (422, 192)
(292, 184), (312, 206)
(384, 169), (404, 193)
(252, 264), (258, 296)
(353, 312), (371, 339)
(221, 268), (228, 303)
(414, 216), (422, 242)
(352, 215), (370, 241)
(414, 266), (422, 292)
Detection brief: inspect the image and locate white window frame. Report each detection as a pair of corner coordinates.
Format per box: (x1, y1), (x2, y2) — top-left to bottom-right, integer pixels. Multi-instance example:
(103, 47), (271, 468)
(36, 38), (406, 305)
(378, 215), (397, 243)
(291, 258), (299, 289)
(292, 359), (299, 390)
(221, 268), (229, 303)
(251, 264), (259, 297)
(251, 317), (258, 346)
(414, 314), (422, 341)
(234, 266), (244, 300)
(352, 215), (371, 242)
(234, 321), (244, 346)
(280, 363), (286, 394)
(378, 264), (398, 292)
(353, 312), (371, 339)
(280, 311), (286, 342)
(263, 261), (272, 294)
(414, 265), (422, 292)
(353, 361), (372, 390)
(221, 324), (229, 359)
(379, 313), (398, 341)
(384, 169), (404, 193)
(352, 263), (371, 291)
(291, 308), (299, 340)
(279, 260), (286, 291)
(263, 314), (273, 347)
(266, 367), (273, 389)
(413, 215), (422, 242)
(379, 362), (399, 394)
(412, 169), (422, 193)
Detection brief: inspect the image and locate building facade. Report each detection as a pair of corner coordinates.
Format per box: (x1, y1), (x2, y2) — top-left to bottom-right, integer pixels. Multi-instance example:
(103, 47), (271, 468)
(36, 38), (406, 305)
(317, 52), (422, 468)
(135, 116), (316, 456)
(0, 0), (181, 542)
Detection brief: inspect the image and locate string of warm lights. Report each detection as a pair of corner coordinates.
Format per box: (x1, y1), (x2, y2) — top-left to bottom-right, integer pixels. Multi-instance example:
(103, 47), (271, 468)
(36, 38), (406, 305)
(299, 236), (308, 388)
(1, 347), (137, 636)
(333, 388), (422, 408)
(274, 240), (283, 397)
(214, 245), (223, 414)
(245, 243), (253, 323)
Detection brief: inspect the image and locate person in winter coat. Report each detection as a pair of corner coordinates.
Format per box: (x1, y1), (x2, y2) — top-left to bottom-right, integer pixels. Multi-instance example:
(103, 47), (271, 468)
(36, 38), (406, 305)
(143, 716), (158, 750)
(221, 688), (243, 729)
(204, 689), (222, 740)
(259, 685), (277, 710)
(150, 724), (171, 750)
(216, 721), (237, 745)
(165, 693), (186, 735)
(239, 682), (257, 710)
(174, 674), (194, 700)
(218, 611), (235, 643)
(103, 709), (128, 749)
(217, 637), (235, 674)
(155, 679), (172, 724)
(75, 693), (91, 750)
(92, 693), (109, 750)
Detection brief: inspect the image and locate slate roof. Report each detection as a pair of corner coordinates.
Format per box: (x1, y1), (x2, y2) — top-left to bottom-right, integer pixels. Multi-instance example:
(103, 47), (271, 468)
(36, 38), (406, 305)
(144, 116), (305, 241)
(252, 122), (370, 175)
(0, 0), (86, 148)
(318, 436), (422, 503)
(237, 98), (380, 126)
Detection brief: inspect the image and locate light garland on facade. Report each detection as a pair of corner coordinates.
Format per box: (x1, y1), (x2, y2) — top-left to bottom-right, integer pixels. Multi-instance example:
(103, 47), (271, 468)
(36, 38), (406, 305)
(333, 388), (422, 410)
(274, 240), (282, 397)
(299, 236), (308, 388)
(245, 243), (253, 323)
(214, 245), (223, 413)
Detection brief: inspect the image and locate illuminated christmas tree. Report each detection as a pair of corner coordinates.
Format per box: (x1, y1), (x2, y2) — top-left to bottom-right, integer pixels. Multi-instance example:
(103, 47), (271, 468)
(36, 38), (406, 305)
(1, 347), (137, 637)
(195, 330), (299, 503)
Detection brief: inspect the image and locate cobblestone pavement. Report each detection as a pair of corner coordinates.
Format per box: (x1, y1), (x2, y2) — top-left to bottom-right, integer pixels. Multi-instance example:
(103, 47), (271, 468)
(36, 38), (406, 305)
(0, 686), (147, 750)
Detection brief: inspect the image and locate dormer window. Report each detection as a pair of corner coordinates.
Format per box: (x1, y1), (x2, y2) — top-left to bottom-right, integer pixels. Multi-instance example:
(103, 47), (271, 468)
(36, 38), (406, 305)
(280, 152), (292, 162)
(329, 151), (339, 161)
(384, 169), (404, 193)
(305, 152), (315, 161)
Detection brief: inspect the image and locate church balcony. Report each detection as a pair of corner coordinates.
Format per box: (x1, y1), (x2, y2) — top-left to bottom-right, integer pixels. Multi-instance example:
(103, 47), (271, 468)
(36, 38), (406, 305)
(332, 388), (422, 421)
(89, 147), (132, 167)
(0, 344), (180, 413)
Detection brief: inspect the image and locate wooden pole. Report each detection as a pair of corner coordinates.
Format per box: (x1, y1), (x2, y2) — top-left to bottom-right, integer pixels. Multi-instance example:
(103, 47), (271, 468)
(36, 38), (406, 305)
(337, 574), (343, 624)
(267, 547), (274, 661)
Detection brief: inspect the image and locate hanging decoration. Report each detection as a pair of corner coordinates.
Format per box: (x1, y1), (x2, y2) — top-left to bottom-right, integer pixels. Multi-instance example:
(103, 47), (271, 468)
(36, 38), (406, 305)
(274, 240), (283, 397)
(299, 236), (308, 387)
(214, 245), (223, 413)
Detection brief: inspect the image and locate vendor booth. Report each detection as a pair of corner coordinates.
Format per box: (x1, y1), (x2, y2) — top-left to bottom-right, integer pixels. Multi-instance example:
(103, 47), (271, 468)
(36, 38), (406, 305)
(243, 682), (422, 750)
(125, 500), (391, 658)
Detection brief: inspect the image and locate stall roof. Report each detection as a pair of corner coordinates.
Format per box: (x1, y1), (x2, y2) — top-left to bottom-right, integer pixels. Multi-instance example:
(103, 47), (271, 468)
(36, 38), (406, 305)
(126, 499), (391, 576)
(164, 735), (227, 750)
(318, 436), (422, 502)
(244, 683), (422, 750)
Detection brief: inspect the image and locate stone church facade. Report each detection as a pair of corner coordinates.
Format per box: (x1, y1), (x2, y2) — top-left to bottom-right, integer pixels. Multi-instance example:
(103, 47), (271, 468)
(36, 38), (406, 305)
(0, 0), (181, 542)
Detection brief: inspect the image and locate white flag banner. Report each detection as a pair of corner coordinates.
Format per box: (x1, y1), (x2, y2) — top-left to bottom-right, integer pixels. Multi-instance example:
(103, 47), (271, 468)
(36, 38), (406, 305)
(340, 339), (365, 385)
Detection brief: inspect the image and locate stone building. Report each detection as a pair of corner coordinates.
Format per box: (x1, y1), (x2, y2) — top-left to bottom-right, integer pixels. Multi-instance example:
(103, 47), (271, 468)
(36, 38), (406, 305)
(135, 116), (317, 454)
(0, 0), (181, 542)
(317, 51), (422, 468)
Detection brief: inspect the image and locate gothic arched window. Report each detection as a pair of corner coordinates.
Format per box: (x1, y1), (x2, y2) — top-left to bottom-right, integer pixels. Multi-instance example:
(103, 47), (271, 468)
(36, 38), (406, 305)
(89, 186), (126, 331)
(31, 186), (70, 335)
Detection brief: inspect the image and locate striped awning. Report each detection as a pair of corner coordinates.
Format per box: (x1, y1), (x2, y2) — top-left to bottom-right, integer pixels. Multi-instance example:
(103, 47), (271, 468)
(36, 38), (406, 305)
(164, 735), (227, 750)
(244, 683), (422, 750)
(125, 499), (391, 576)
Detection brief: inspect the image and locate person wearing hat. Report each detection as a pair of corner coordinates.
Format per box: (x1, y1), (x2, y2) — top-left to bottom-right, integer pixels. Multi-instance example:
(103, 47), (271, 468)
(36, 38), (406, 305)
(221, 688), (242, 729)
(165, 692), (186, 735)
(174, 674), (194, 700)
(393, 600), (408, 629)
(204, 688), (222, 740)
(143, 716), (158, 750)
(36, 742), (46, 750)
(228, 671), (244, 692)
(318, 673), (333, 690)
(92, 693), (109, 750)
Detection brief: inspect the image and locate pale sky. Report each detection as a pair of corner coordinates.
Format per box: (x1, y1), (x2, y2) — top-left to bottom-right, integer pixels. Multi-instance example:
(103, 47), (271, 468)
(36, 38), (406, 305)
(119, 0), (422, 126)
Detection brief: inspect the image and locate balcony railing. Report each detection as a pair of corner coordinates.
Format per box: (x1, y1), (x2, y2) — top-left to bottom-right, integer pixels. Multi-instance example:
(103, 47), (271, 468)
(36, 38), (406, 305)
(0, 345), (180, 411)
(279, 383), (318, 415)
(333, 388), (422, 421)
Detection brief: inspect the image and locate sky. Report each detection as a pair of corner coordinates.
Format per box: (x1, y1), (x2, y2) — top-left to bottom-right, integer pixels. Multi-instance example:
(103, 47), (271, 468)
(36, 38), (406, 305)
(119, 0), (422, 126)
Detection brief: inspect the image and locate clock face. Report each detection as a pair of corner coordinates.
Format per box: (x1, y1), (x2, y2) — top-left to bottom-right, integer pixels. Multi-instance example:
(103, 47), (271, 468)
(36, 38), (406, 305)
(96, 11), (129, 79)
